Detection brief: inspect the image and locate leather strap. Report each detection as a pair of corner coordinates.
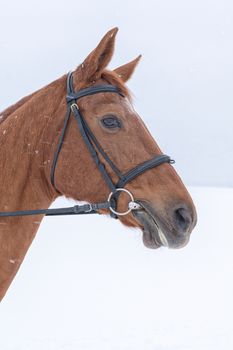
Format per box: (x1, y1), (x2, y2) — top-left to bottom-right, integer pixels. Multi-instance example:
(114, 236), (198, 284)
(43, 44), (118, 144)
(0, 202), (110, 217)
(0, 71), (174, 219)
(72, 104), (117, 193)
(67, 85), (124, 103)
(50, 106), (72, 189)
(116, 155), (173, 188)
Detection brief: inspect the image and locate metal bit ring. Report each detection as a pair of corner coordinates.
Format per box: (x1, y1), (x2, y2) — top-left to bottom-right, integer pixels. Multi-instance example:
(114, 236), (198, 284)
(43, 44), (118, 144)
(108, 188), (138, 216)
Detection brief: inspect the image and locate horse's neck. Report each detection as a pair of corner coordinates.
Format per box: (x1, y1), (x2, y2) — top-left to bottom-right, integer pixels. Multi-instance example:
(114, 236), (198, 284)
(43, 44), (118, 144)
(0, 77), (65, 301)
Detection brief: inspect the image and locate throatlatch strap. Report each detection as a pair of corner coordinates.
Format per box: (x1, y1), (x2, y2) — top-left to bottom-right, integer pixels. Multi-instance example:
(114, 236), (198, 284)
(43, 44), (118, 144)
(50, 106), (72, 189)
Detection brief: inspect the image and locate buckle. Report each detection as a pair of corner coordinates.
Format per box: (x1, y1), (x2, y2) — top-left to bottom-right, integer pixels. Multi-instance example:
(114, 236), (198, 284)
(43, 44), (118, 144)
(85, 204), (93, 213)
(70, 103), (79, 112)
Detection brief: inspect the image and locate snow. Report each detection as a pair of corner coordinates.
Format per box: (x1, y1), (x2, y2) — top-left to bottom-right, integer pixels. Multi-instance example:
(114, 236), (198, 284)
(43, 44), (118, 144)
(0, 186), (232, 349)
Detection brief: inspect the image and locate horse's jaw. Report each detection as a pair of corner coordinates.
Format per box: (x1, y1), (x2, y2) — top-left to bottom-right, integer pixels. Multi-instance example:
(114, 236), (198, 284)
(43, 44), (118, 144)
(132, 201), (191, 249)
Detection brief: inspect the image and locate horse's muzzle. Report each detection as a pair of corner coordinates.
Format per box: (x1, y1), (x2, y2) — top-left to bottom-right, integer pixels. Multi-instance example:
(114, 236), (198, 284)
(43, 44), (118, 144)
(132, 200), (196, 249)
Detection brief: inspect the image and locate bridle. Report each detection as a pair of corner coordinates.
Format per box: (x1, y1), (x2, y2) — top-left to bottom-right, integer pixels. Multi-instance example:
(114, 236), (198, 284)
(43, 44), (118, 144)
(0, 72), (174, 219)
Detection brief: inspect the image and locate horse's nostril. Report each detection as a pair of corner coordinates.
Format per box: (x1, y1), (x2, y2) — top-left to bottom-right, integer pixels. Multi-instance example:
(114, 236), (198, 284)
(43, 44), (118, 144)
(174, 207), (192, 233)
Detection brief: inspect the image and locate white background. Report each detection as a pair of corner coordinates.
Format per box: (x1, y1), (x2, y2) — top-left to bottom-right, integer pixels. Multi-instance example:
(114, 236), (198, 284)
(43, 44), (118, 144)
(0, 0), (232, 186)
(0, 1), (233, 349)
(0, 188), (233, 349)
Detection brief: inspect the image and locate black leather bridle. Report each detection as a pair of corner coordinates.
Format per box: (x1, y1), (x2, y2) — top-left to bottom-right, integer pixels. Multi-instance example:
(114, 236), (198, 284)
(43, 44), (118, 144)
(0, 72), (174, 219)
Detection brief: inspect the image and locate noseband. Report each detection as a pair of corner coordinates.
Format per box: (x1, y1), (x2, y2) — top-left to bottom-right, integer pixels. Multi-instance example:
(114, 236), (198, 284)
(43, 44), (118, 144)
(0, 72), (174, 219)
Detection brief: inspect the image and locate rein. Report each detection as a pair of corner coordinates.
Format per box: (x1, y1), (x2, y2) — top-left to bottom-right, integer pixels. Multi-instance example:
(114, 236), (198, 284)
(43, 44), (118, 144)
(0, 72), (174, 219)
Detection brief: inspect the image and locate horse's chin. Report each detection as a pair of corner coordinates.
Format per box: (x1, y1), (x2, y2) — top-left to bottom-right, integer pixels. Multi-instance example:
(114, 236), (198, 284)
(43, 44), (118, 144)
(132, 201), (190, 249)
(132, 208), (164, 249)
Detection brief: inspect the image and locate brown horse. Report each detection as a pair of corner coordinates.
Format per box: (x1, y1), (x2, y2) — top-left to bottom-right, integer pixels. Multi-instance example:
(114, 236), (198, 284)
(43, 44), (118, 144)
(0, 28), (197, 301)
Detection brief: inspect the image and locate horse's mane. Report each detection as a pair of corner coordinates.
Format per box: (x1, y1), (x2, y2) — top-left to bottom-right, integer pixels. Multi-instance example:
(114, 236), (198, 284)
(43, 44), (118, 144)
(0, 91), (37, 125)
(0, 76), (65, 125)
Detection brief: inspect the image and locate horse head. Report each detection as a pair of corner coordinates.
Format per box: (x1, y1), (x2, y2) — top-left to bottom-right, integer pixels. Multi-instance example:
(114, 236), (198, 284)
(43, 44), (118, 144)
(48, 28), (197, 249)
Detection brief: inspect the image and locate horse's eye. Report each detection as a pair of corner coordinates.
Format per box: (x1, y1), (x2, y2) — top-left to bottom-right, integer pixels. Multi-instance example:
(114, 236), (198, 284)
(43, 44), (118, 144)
(101, 115), (122, 129)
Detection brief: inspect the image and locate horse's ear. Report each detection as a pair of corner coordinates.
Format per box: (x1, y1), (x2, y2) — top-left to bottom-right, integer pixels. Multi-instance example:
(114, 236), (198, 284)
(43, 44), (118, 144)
(114, 55), (142, 82)
(79, 27), (118, 82)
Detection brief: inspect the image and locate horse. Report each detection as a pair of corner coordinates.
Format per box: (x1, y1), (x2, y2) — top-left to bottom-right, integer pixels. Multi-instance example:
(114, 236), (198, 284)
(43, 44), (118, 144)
(0, 28), (197, 302)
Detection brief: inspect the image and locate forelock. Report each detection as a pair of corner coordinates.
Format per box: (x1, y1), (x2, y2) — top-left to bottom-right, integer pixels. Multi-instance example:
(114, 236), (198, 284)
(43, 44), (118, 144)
(101, 69), (131, 100)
